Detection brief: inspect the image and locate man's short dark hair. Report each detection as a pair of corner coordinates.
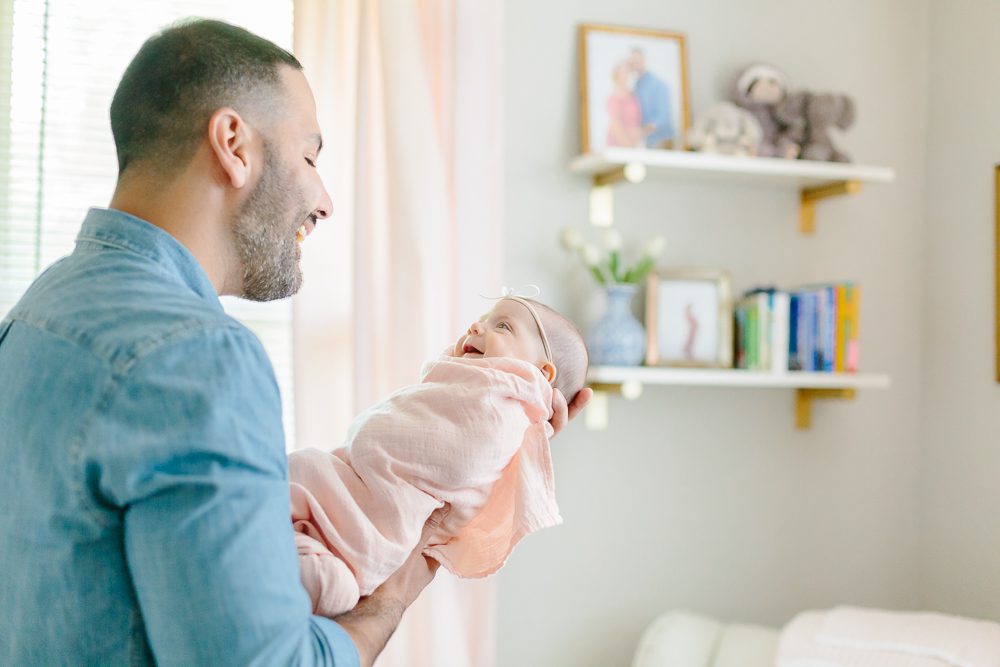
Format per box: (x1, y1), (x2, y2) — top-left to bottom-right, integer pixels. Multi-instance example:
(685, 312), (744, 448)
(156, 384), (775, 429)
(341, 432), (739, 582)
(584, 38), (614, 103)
(110, 18), (302, 177)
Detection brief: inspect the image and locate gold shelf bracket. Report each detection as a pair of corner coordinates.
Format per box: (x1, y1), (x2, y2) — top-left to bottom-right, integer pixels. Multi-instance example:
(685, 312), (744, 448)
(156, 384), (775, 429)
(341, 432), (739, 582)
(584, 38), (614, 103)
(588, 163), (647, 227)
(795, 388), (857, 430)
(800, 179), (862, 234)
(589, 380), (643, 400)
(584, 381), (644, 430)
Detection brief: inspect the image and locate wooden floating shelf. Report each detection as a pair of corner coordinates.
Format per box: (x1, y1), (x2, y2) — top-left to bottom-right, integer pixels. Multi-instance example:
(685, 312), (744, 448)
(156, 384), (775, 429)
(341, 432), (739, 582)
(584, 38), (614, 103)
(569, 148), (896, 188)
(587, 365), (890, 389)
(584, 366), (891, 431)
(569, 149), (896, 233)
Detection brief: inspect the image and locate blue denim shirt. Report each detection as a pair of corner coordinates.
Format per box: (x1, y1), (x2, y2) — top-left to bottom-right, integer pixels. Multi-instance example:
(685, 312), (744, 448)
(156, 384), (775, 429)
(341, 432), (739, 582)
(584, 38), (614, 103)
(0, 208), (359, 666)
(635, 71), (675, 147)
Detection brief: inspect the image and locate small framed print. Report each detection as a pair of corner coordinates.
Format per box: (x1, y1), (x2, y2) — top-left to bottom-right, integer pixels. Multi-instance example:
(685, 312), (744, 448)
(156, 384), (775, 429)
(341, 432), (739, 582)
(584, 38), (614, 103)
(578, 23), (691, 154)
(645, 270), (734, 368)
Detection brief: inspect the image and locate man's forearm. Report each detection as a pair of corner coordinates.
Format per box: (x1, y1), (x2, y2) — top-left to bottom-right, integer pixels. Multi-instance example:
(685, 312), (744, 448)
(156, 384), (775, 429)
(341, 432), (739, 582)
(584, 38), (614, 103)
(333, 593), (407, 667)
(331, 524), (439, 665)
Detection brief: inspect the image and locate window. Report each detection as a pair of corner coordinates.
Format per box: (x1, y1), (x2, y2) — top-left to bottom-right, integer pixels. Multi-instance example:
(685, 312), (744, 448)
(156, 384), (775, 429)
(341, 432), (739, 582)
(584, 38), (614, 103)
(0, 0), (298, 447)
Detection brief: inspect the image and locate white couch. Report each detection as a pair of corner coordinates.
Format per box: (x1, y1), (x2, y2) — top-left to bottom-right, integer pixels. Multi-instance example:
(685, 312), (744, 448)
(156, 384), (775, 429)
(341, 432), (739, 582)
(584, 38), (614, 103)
(631, 610), (778, 667)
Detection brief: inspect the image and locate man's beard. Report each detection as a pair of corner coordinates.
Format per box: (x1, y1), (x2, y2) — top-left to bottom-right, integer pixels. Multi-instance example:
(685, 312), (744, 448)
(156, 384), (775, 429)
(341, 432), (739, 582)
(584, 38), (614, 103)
(232, 141), (311, 302)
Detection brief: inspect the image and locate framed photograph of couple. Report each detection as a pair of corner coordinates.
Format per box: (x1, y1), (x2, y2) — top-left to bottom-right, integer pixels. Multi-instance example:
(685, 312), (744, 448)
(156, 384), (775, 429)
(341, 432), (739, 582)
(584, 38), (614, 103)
(578, 23), (690, 154)
(645, 270), (733, 368)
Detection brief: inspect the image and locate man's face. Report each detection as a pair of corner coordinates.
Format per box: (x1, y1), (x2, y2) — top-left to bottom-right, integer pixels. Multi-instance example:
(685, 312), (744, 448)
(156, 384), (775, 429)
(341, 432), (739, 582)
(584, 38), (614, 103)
(232, 67), (332, 302)
(455, 299), (547, 364)
(629, 50), (646, 74)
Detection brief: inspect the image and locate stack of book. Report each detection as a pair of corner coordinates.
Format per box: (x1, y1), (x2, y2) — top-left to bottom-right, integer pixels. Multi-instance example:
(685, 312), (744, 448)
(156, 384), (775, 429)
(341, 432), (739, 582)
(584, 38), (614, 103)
(734, 283), (860, 373)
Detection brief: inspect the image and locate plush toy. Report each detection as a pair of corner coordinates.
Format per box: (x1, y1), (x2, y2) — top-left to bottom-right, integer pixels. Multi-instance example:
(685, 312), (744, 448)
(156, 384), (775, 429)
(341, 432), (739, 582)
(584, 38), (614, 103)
(687, 102), (763, 157)
(732, 63), (800, 159)
(775, 92), (856, 162)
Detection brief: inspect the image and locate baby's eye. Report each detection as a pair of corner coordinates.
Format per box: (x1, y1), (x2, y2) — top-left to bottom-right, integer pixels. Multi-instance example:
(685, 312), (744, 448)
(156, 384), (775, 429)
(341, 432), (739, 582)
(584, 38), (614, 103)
(497, 321), (512, 331)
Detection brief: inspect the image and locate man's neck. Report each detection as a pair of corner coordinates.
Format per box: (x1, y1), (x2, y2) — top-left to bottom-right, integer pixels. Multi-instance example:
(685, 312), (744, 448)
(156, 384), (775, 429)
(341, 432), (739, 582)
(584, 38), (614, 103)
(110, 168), (238, 296)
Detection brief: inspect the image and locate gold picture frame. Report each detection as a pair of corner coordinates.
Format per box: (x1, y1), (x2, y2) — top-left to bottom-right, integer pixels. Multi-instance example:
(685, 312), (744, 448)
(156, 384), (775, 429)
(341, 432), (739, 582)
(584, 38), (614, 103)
(995, 165), (999, 382)
(645, 270), (734, 368)
(578, 23), (691, 155)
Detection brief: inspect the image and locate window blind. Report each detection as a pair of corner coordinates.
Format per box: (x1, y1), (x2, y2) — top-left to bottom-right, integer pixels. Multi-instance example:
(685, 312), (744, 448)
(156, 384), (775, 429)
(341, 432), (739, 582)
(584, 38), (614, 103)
(0, 0), (298, 448)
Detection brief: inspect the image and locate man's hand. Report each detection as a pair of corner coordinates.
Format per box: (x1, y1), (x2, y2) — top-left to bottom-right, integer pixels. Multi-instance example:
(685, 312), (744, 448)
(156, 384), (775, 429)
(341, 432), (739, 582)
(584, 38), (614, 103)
(334, 540), (440, 667)
(549, 387), (593, 436)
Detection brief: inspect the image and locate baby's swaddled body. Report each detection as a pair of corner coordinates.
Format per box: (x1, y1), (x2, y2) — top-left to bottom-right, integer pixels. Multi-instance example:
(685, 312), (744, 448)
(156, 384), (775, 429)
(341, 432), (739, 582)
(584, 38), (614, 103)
(289, 355), (562, 616)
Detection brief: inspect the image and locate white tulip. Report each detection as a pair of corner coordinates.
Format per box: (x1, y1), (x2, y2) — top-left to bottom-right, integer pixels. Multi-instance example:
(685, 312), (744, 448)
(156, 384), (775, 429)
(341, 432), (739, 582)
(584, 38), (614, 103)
(601, 228), (623, 251)
(643, 235), (666, 258)
(580, 243), (602, 266)
(559, 227), (585, 252)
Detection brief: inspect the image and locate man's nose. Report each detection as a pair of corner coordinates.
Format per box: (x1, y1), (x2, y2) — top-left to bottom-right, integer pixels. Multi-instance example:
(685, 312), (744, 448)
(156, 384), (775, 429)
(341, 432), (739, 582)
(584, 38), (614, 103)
(314, 183), (333, 220)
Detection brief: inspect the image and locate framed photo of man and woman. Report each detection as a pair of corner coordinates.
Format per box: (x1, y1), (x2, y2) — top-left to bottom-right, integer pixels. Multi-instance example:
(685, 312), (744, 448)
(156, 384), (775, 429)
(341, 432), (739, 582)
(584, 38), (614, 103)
(578, 24), (690, 154)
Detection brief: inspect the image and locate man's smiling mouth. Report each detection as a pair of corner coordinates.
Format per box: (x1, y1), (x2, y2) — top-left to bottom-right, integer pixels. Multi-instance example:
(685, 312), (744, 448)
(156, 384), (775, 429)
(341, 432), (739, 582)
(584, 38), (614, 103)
(295, 217), (317, 244)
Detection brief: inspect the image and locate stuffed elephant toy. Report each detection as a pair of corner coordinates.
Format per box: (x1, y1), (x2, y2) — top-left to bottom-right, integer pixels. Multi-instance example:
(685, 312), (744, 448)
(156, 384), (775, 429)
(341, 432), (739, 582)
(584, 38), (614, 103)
(776, 91), (856, 162)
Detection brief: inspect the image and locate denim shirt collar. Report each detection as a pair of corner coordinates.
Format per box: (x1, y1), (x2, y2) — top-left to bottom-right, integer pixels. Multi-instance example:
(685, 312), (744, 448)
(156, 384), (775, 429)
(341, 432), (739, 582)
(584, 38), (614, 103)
(76, 207), (222, 310)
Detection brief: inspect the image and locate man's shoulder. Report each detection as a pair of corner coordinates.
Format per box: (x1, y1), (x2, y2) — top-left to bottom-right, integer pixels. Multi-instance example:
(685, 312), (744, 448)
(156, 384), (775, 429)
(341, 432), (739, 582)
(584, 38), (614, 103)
(8, 250), (259, 375)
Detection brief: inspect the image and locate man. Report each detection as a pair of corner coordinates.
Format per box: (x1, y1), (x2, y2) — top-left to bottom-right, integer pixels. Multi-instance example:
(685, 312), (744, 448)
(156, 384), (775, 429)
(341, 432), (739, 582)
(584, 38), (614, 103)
(629, 47), (676, 149)
(0, 19), (590, 667)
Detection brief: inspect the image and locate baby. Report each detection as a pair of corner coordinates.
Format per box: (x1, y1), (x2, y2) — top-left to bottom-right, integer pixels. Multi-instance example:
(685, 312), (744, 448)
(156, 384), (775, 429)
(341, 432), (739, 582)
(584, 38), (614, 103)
(288, 296), (589, 616)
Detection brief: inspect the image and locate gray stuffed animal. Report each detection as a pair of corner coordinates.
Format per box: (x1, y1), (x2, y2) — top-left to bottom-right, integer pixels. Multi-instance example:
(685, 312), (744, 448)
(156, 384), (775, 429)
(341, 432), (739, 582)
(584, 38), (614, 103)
(687, 102), (763, 156)
(732, 63), (800, 159)
(776, 92), (856, 162)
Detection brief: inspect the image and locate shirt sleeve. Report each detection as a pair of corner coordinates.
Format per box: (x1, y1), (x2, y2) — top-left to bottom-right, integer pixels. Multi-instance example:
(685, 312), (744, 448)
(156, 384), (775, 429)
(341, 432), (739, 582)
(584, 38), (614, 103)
(638, 76), (675, 139)
(93, 324), (359, 667)
(655, 79), (675, 137)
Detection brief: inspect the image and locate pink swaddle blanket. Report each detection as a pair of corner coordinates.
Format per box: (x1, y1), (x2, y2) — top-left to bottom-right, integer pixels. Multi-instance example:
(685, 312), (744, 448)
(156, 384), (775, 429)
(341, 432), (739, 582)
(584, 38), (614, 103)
(288, 356), (562, 616)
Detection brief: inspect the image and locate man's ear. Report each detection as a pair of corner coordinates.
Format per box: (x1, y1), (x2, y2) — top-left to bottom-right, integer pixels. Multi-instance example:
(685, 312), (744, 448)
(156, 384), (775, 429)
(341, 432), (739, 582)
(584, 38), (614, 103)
(207, 107), (252, 190)
(540, 362), (557, 384)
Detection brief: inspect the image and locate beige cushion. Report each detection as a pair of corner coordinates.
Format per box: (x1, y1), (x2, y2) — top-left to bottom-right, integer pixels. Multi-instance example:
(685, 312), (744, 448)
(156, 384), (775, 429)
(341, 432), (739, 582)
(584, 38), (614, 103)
(713, 623), (779, 667)
(631, 611), (724, 667)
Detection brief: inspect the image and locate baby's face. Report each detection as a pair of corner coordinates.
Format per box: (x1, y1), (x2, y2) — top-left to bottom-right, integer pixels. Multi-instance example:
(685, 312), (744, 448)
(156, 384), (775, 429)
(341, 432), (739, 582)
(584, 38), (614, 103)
(454, 299), (548, 366)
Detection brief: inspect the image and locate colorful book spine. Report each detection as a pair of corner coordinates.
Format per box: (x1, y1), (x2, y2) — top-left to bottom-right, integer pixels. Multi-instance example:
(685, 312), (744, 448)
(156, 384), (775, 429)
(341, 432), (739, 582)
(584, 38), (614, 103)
(835, 285), (846, 371)
(735, 307), (746, 369)
(754, 292), (768, 371)
(842, 283), (860, 372)
(802, 291), (815, 372)
(789, 293), (801, 371)
(823, 285), (836, 372)
(771, 291), (790, 373)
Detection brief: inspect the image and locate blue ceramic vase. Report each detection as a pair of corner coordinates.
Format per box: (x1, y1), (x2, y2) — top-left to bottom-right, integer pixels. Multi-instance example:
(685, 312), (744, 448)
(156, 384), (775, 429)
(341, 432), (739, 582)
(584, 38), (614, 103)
(588, 283), (645, 366)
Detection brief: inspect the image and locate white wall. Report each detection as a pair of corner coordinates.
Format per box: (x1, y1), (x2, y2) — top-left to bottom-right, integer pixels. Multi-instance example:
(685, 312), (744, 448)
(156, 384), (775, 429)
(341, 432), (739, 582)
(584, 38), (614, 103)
(496, 1), (931, 665)
(919, 0), (1000, 619)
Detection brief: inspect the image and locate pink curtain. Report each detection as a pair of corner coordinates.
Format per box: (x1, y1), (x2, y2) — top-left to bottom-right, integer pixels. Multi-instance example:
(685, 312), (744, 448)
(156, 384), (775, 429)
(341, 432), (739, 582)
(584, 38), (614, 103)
(293, 1), (504, 665)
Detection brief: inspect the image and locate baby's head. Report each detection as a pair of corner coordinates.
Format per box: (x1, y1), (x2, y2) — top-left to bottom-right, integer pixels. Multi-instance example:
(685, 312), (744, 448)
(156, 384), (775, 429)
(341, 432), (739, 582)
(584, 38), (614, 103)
(455, 298), (589, 403)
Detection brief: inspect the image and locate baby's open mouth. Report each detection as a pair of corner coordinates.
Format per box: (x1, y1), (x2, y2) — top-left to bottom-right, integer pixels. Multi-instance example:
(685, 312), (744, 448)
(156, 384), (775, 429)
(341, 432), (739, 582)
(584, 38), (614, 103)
(462, 343), (483, 356)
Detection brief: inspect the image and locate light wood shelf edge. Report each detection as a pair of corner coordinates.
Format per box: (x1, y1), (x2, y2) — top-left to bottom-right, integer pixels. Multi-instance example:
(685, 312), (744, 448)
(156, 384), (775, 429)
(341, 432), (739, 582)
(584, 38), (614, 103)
(583, 367), (890, 431)
(571, 150), (894, 233)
